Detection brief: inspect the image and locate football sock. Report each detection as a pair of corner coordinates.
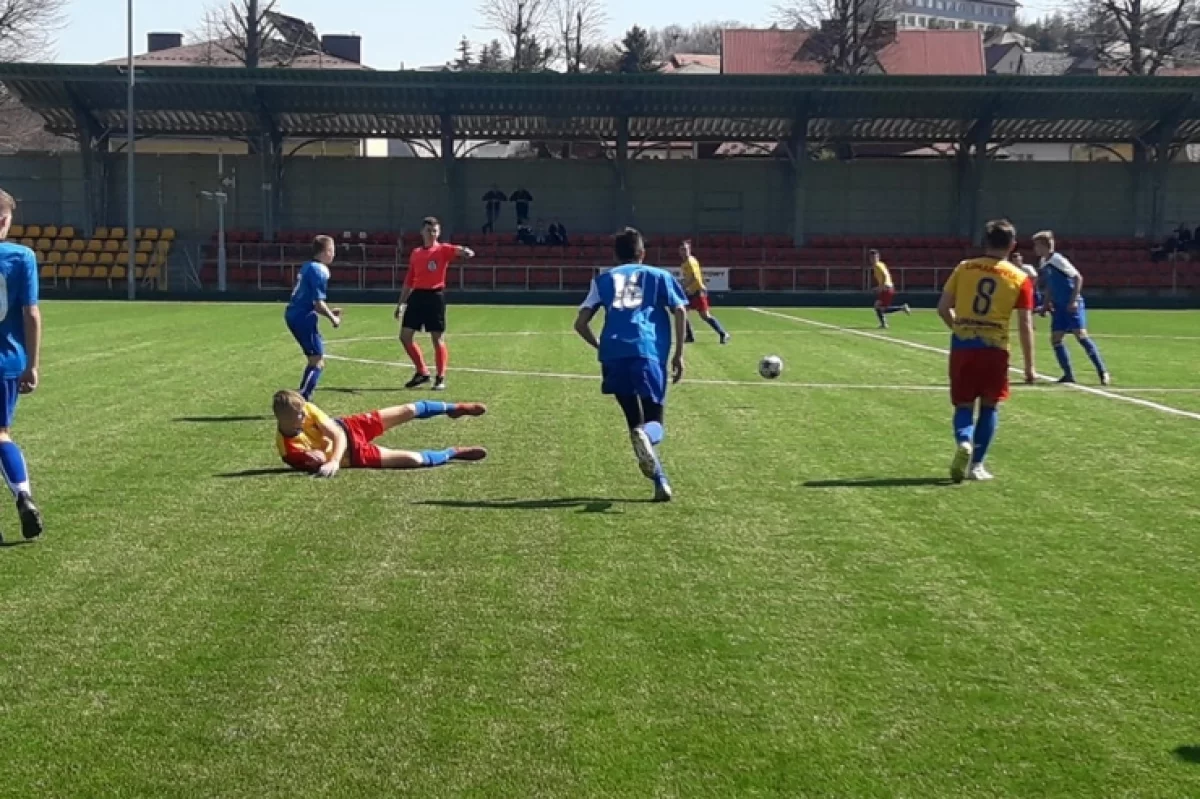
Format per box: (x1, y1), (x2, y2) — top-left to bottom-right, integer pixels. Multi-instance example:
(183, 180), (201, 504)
(1080, 337), (1107, 375)
(875, 308), (886, 325)
(404, 342), (428, 374)
(1053, 343), (1074, 380)
(972, 406), (999, 465)
(414, 401), (452, 420)
(884, 306), (906, 315)
(0, 441), (30, 498)
(434, 341), (449, 377)
(705, 316), (728, 336)
(644, 421), (665, 446)
(419, 449), (454, 467)
(298, 365), (322, 400)
(684, 319), (696, 340)
(953, 406), (975, 444)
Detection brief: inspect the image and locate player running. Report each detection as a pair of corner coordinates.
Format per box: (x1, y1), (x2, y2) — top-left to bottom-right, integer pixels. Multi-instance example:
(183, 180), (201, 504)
(679, 240), (729, 345)
(937, 219), (1036, 483)
(285, 235), (341, 400)
(870, 249), (910, 328)
(273, 390), (488, 477)
(0, 188), (43, 541)
(395, 217), (475, 392)
(1033, 231), (1110, 386)
(574, 227), (688, 502)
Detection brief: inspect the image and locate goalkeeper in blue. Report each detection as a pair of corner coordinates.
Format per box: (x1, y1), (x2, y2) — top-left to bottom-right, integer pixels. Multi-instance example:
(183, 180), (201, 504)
(574, 227), (688, 502)
(1033, 231), (1111, 386)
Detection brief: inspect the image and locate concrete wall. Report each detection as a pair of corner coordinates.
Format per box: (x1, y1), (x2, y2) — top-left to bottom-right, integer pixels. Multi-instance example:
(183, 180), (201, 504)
(3, 152), (1199, 240)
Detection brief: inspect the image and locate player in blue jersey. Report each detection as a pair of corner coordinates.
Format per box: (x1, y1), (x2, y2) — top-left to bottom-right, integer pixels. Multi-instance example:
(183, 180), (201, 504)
(0, 189), (44, 541)
(574, 227), (688, 502)
(1033, 231), (1110, 386)
(285, 235), (342, 400)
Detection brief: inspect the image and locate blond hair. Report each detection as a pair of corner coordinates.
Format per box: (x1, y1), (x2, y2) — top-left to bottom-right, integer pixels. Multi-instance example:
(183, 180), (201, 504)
(312, 235), (334, 258)
(1032, 230), (1055, 249)
(0, 189), (14, 216)
(273, 389), (306, 417)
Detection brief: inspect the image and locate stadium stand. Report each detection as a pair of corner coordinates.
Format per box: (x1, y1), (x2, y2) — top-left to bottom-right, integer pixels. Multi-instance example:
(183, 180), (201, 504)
(28, 225), (173, 289)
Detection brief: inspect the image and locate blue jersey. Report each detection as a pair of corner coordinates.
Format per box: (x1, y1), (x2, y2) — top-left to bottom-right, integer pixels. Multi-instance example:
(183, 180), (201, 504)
(1041, 252), (1082, 309)
(0, 242), (38, 379)
(581, 264), (687, 364)
(285, 261), (329, 321)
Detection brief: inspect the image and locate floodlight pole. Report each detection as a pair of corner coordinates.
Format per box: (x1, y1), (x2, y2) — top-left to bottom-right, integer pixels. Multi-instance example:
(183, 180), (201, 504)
(125, 0), (136, 301)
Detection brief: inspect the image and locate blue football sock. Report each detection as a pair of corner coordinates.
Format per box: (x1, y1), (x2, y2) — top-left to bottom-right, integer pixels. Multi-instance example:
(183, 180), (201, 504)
(0, 440), (30, 498)
(972, 406), (999, 465)
(414, 401), (452, 419)
(1054, 343), (1074, 380)
(298, 366), (323, 400)
(644, 421), (664, 446)
(1079, 337), (1107, 375)
(705, 316), (728, 336)
(953, 406), (975, 444)
(420, 448), (455, 467)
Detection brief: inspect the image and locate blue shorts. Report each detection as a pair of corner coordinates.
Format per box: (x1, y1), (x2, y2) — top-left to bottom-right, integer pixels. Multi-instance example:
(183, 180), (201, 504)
(0, 377), (19, 429)
(286, 314), (323, 357)
(1052, 305), (1087, 334)
(601, 357), (667, 405)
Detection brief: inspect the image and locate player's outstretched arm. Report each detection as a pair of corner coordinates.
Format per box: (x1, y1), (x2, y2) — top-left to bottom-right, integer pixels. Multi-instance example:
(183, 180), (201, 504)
(314, 415), (348, 478)
(453, 245), (475, 260)
(1018, 309), (1036, 383)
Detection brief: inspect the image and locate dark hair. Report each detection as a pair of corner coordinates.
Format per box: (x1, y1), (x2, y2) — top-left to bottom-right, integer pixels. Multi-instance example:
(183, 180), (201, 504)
(422, 216), (439, 228)
(614, 227), (645, 263)
(984, 219), (1017, 252)
(868, 249), (880, 258)
(312, 235), (334, 257)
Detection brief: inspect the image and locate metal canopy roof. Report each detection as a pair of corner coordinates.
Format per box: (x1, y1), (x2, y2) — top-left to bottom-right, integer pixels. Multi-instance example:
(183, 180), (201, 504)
(2, 63), (1200, 145)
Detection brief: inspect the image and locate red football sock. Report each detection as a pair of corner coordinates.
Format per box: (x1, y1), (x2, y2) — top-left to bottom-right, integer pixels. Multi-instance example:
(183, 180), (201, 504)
(404, 342), (428, 374)
(435, 341), (449, 377)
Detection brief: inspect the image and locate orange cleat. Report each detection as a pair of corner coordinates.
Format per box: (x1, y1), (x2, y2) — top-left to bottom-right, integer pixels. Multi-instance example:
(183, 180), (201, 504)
(448, 403), (487, 419)
(451, 447), (488, 462)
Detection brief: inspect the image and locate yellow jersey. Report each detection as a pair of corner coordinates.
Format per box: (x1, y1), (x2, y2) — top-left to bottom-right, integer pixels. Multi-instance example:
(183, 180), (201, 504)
(943, 257), (1035, 351)
(276, 402), (346, 467)
(681, 256), (705, 295)
(873, 261), (892, 289)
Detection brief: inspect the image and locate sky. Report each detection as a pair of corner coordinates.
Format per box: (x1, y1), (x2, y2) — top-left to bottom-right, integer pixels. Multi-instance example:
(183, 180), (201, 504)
(54, 0), (1063, 70)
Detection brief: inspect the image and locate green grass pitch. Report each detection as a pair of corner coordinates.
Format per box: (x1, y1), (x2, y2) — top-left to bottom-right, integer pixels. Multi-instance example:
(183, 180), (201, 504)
(3, 301), (1200, 797)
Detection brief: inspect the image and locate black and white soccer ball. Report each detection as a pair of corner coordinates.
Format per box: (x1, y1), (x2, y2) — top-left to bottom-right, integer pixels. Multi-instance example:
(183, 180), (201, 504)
(759, 355), (784, 379)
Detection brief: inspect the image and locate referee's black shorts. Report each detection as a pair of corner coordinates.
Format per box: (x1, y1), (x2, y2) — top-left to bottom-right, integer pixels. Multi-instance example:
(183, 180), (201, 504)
(401, 289), (447, 333)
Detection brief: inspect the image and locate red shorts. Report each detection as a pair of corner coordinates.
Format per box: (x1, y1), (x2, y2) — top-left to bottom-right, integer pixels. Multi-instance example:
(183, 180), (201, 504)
(688, 292), (710, 313)
(338, 411), (386, 468)
(949, 348), (1011, 406)
(876, 288), (896, 307)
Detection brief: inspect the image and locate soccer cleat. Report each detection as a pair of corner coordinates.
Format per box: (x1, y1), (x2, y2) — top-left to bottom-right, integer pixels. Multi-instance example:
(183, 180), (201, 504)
(405, 372), (432, 389)
(967, 463), (995, 482)
(720, 333), (731, 345)
(950, 441), (973, 484)
(1057, 375), (1076, 384)
(447, 402), (487, 419)
(903, 304), (911, 315)
(630, 428), (662, 481)
(432, 376), (447, 392)
(451, 447), (488, 462)
(1100, 372), (1112, 387)
(685, 335), (696, 344)
(17, 493), (43, 540)
(653, 477), (674, 503)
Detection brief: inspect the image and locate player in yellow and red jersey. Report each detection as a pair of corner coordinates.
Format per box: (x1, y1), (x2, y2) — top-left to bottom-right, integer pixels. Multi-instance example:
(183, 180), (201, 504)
(272, 390), (487, 477)
(869, 249), (910, 329)
(678, 241), (729, 345)
(937, 219), (1036, 484)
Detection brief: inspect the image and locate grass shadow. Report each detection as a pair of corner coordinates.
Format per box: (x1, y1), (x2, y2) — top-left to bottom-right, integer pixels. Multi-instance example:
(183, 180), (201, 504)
(1174, 746), (1200, 764)
(804, 477), (955, 489)
(216, 467), (302, 479)
(175, 416), (272, 423)
(322, 387), (402, 395)
(0, 538), (36, 549)
(416, 497), (656, 514)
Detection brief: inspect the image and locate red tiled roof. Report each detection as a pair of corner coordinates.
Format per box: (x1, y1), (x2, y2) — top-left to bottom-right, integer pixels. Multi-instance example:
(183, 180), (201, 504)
(102, 39), (367, 70)
(721, 28), (985, 76)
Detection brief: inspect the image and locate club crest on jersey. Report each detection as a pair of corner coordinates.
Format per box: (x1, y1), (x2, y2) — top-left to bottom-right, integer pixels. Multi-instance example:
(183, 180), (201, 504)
(427, 260), (438, 272)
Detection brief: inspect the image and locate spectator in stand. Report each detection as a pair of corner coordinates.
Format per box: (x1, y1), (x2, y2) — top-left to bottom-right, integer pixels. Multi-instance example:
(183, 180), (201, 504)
(1176, 222), (1193, 254)
(516, 223), (537, 246)
(548, 220), (568, 246)
(511, 188), (534, 225)
(534, 219), (548, 245)
(481, 186), (507, 234)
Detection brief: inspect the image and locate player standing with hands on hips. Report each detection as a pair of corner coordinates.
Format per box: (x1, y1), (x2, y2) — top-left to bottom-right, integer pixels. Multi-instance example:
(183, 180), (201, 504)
(396, 217), (474, 392)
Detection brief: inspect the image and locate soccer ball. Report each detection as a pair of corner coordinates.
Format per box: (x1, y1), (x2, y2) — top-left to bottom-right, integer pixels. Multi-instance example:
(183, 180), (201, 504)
(759, 355), (784, 379)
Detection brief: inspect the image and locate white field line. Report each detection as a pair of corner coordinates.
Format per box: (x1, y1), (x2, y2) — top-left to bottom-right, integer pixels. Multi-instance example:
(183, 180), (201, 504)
(749, 307), (1200, 422)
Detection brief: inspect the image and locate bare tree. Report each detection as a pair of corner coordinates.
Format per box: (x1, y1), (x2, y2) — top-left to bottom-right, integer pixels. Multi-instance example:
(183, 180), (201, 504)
(478, 0), (554, 72)
(774, 0), (897, 74)
(192, 1), (322, 67)
(552, 0), (607, 72)
(0, 0), (70, 153)
(1074, 0), (1200, 74)
(654, 21), (740, 56)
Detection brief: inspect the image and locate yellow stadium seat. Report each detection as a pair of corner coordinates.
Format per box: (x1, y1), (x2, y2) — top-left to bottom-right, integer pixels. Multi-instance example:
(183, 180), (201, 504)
(42, 225), (58, 239)
(55, 266), (73, 280)
(160, 228), (176, 242)
(24, 225), (41, 239)
(81, 252), (98, 266)
(154, 240), (171, 255)
(74, 266), (93, 279)
(70, 239), (86, 253)
(98, 252), (115, 267)
(110, 266), (126, 280)
(103, 240), (119, 253)
(60, 226), (75, 239)
(35, 251), (46, 263)
(137, 239), (153, 253)
(48, 251), (63, 265)
(110, 227), (126, 240)
(117, 252), (132, 267)
(86, 239), (103, 252)
(19, 238), (34, 249)
(39, 265), (54, 279)
(53, 239), (70, 252)
(135, 252), (149, 267)
(134, 228), (144, 239)
(64, 252), (80, 266)
(36, 238), (52, 251)
(92, 266), (109, 280)
(143, 228), (160, 241)
(9, 225), (23, 238)
(94, 226), (109, 239)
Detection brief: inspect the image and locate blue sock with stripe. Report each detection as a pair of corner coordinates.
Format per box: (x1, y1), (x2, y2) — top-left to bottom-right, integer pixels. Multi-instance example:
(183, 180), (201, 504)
(420, 449), (455, 467)
(298, 366), (322, 400)
(1080, 337), (1107, 376)
(972, 406), (998, 464)
(644, 421), (664, 446)
(414, 401), (454, 419)
(1054, 343), (1074, 380)
(0, 440), (30, 497)
(953, 406), (974, 444)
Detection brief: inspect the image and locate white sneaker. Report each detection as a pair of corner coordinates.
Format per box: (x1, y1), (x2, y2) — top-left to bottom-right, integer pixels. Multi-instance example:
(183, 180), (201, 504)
(950, 441), (973, 484)
(630, 428), (661, 480)
(967, 463), (994, 481)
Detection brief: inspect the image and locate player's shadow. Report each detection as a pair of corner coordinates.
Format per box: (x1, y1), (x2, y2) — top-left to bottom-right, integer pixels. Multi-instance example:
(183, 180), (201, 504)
(0, 538), (36, 549)
(1174, 746), (1200, 764)
(175, 416), (272, 423)
(416, 497), (654, 514)
(322, 387), (399, 395)
(216, 467), (302, 478)
(804, 477), (954, 489)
